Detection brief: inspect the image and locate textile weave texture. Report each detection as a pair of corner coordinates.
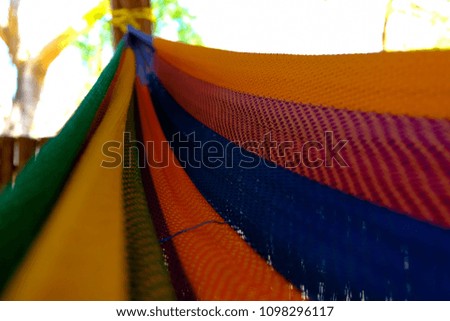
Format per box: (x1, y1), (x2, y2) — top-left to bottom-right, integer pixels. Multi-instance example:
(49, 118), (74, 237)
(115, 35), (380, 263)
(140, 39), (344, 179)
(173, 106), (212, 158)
(0, 29), (448, 300)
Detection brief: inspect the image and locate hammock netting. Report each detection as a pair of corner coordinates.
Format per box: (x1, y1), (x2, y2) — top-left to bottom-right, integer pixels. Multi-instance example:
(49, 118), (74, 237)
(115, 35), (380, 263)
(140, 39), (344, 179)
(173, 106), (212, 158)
(0, 27), (449, 300)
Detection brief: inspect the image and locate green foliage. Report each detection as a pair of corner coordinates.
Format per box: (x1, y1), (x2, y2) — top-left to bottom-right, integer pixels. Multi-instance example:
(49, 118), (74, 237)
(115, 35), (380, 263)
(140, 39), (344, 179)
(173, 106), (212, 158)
(72, 14), (113, 79)
(74, 15), (112, 70)
(152, 0), (203, 45)
(74, 0), (202, 76)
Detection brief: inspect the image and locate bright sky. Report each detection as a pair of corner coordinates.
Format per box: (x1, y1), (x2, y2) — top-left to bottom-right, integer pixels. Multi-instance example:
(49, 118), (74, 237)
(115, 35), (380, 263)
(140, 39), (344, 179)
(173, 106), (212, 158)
(0, 0), (449, 137)
(176, 0), (389, 54)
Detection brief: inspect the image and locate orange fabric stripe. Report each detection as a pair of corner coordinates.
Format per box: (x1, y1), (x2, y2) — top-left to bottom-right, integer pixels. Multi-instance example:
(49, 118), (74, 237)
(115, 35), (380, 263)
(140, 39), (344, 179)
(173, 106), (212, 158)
(154, 38), (450, 119)
(136, 80), (304, 300)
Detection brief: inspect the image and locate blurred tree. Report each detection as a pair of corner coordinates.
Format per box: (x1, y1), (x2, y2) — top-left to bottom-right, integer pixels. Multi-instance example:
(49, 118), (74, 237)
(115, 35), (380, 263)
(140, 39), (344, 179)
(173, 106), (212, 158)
(0, 0), (110, 135)
(0, 0), (201, 136)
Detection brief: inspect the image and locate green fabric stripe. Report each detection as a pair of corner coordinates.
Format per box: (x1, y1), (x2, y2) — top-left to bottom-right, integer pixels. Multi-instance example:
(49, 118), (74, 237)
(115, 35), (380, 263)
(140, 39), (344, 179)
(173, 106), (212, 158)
(0, 42), (125, 293)
(122, 96), (176, 300)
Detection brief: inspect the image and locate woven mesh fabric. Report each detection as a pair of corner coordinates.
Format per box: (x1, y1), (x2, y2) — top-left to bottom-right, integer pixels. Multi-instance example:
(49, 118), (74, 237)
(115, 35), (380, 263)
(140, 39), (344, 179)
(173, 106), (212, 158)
(154, 54), (450, 228)
(2, 49), (135, 300)
(135, 104), (196, 301)
(136, 81), (209, 300)
(0, 41), (125, 293)
(136, 80), (304, 300)
(84, 49), (125, 141)
(153, 38), (450, 119)
(122, 94), (176, 300)
(147, 74), (450, 300)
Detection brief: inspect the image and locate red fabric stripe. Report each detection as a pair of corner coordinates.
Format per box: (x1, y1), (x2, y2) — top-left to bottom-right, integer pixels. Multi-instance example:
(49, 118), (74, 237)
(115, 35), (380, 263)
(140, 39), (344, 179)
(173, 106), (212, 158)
(154, 54), (450, 228)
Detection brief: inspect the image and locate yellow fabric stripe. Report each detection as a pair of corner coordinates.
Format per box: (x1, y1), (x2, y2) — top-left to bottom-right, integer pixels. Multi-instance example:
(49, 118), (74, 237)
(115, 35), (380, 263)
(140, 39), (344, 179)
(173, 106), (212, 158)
(3, 49), (136, 300)
(154, 38), (450, 119)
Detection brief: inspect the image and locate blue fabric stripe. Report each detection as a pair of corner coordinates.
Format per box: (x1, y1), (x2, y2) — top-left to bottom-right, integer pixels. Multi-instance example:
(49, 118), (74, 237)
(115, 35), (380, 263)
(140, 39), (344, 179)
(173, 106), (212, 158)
(146, 74), (450, 300)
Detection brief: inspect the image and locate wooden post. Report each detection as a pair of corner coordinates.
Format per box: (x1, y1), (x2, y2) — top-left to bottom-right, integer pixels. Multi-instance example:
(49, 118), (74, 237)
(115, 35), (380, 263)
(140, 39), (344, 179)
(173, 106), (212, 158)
(0, 137), (15, 188)
(17, 137), (37, 171)
(0, 136), (49, 189)
(110, 0), (152, 46)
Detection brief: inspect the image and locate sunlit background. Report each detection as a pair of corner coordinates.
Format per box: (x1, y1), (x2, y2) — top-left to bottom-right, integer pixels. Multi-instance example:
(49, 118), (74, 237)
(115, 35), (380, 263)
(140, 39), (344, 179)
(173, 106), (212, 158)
(0, 0), (449, 137)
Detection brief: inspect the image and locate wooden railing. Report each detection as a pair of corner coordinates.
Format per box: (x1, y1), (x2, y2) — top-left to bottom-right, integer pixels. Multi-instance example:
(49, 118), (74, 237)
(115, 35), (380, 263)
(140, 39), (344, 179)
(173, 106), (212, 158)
(0, 136), (51, 188)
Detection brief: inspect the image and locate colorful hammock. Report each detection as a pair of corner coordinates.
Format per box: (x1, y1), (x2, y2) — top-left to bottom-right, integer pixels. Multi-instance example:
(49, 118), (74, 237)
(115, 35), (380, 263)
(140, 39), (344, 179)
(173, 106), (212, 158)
(0, 27), (449, 300)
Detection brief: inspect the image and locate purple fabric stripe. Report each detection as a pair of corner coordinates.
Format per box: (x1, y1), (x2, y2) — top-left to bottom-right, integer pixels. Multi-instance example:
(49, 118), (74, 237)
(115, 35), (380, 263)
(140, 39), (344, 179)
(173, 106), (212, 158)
(154, 53), (450, 228)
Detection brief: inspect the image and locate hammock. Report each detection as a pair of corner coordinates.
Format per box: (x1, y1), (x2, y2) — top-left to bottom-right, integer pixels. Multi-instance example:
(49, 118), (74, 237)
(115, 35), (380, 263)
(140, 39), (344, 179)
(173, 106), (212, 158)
(0, 27), (449, 300)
